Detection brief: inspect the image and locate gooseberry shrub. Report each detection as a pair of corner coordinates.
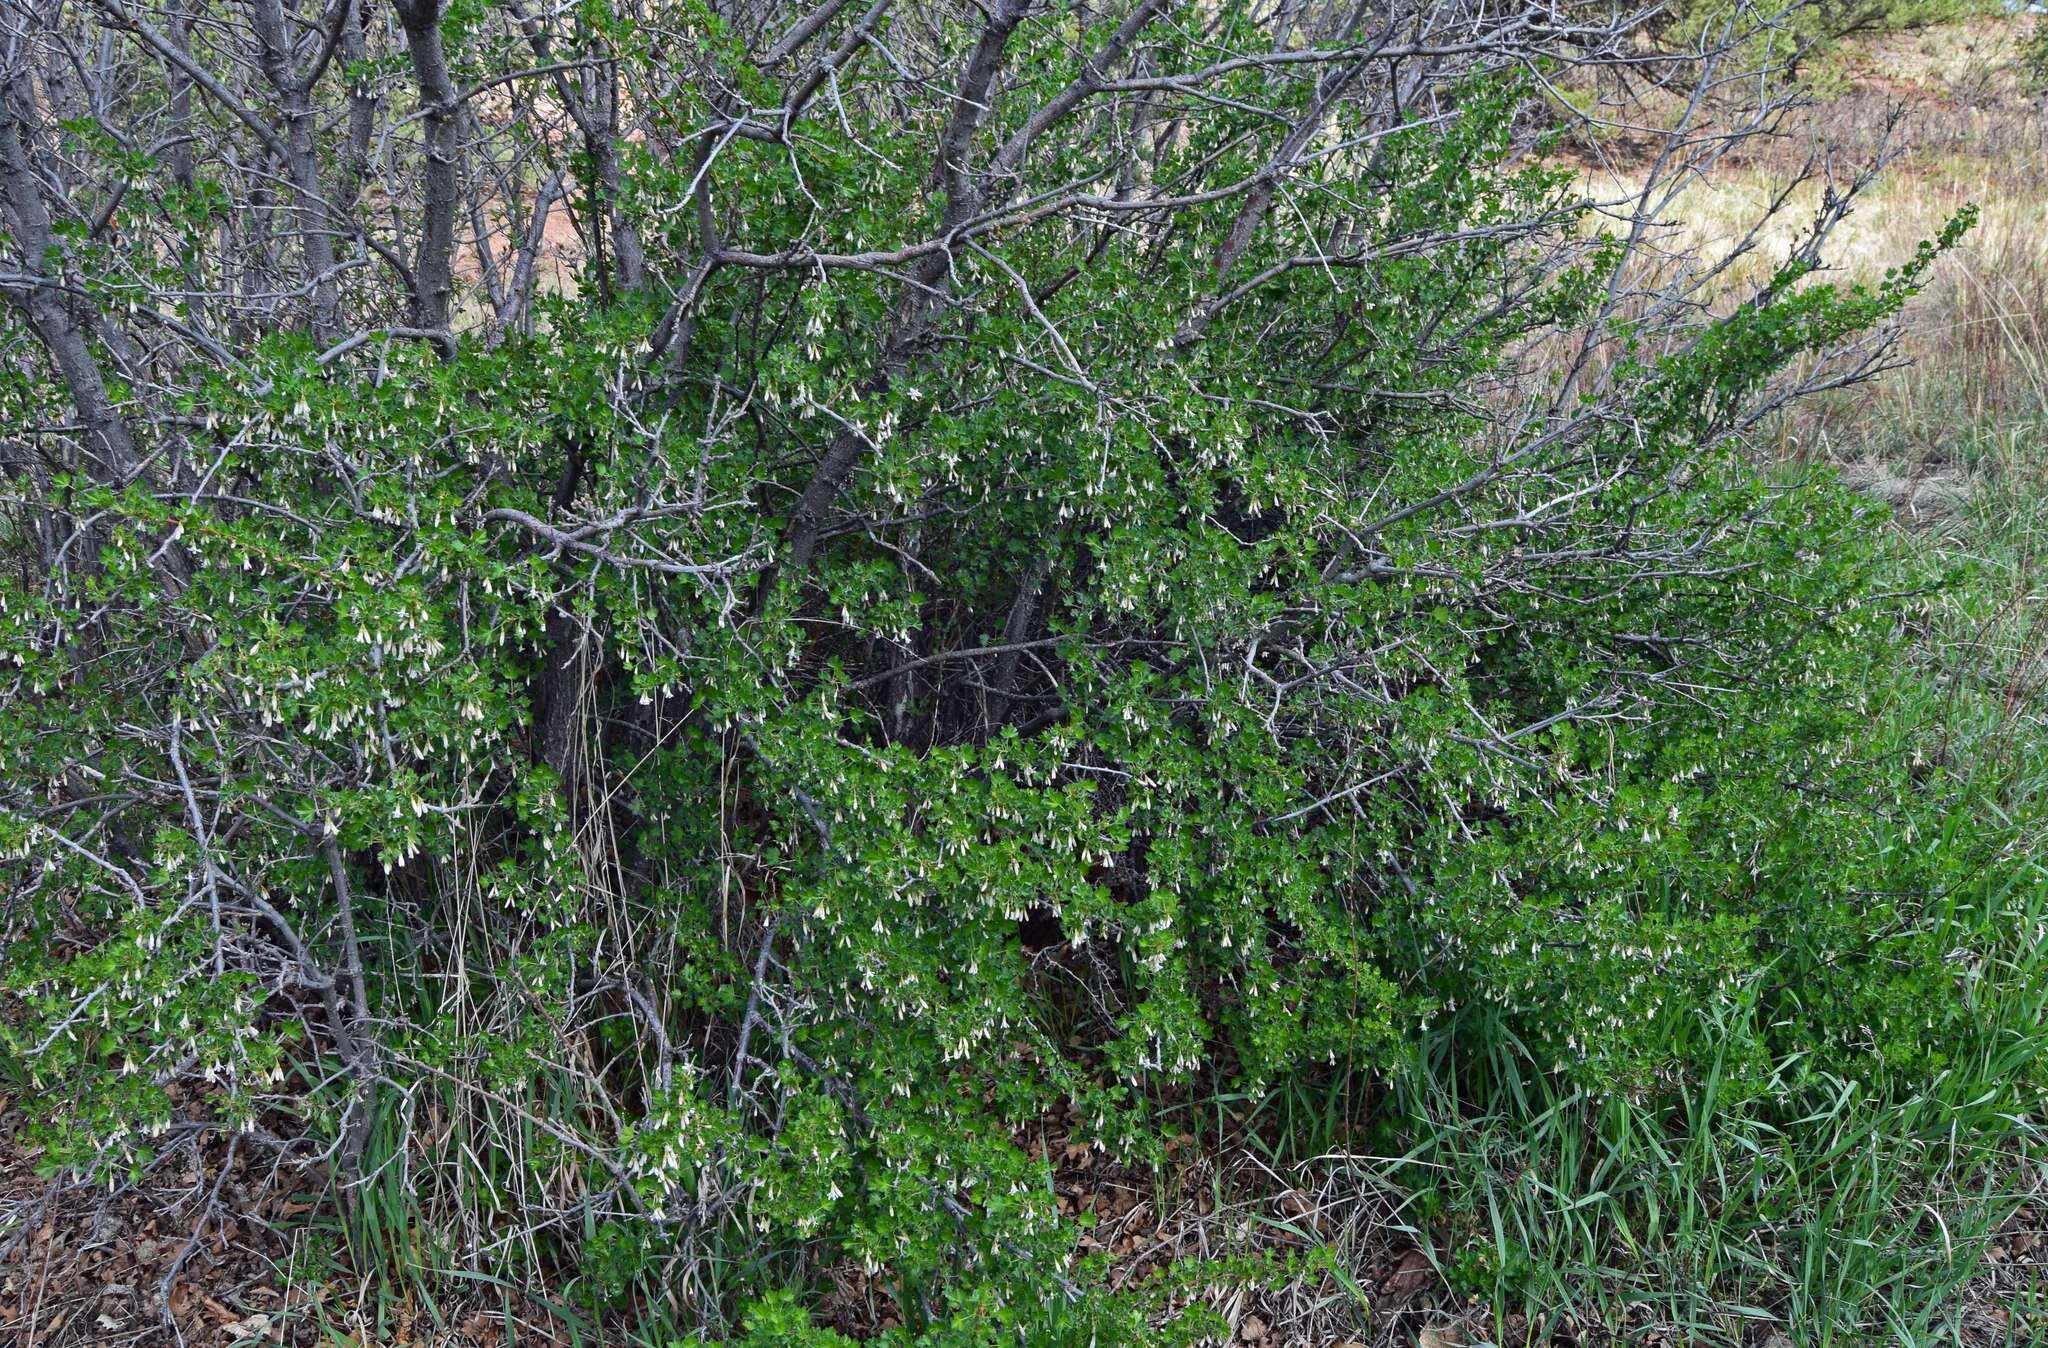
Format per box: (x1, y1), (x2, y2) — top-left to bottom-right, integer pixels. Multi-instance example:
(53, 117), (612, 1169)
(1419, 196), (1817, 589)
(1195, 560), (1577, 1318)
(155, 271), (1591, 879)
(0, 0), (2022, 1340)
